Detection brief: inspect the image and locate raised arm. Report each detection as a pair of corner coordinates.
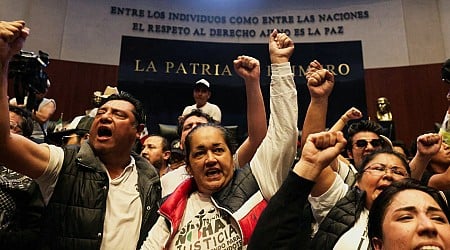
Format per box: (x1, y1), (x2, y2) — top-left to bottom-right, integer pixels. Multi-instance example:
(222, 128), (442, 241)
(233, 55), (267, 167)
(326, 107), (362, 173)
(0, 21), (49, 179)
(300, 60), (335, 149)
(409, 133), (441, 180)
(248, 131), (346, 249)
(329, 107), (362, 132)
(250, 29), (298, 200)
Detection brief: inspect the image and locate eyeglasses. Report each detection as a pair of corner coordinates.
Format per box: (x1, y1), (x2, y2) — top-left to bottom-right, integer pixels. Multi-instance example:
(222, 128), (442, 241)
(9, 121), (22, 134)
(363, 164), (409, 178)
(354, 139), (383, 148)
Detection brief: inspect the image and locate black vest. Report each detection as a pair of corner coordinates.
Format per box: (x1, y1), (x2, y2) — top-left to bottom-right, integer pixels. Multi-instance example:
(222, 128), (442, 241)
(41, 143), (161, 250)
(310, 187), (366, 250)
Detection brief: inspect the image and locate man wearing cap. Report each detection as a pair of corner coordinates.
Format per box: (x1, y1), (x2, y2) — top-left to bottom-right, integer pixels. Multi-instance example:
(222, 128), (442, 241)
(47, 115), (94, 146)
(181, 78), (222, 122)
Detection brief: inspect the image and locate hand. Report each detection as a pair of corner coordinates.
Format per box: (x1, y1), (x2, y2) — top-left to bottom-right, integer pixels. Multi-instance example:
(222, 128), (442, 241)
(416, 133), (442, 158)
(341, 107), (363, 124)
(269, 29), (294, 64)
(299, 131), (347, 171)
(233, 55), (260, 83)
(305, 60), (334, 99)
(0, 20), (29, 71)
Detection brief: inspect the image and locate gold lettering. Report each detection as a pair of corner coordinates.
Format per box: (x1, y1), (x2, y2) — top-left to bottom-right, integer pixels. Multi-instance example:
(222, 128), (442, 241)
(190, 63), (200, 74)
(201, 64), (212, 75)
(175, 63), (188, 74)
(134, 60), (144, 72)
(325, 64), (336, 75)
(145, 61), (157, 72)
(165, 61), (175, 73)
(220, 65), (232, 76)
(338, 63), (350, 75)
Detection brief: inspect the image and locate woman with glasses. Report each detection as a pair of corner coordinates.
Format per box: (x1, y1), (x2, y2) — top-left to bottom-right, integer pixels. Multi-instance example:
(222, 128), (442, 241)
(249, 131), (413, 250)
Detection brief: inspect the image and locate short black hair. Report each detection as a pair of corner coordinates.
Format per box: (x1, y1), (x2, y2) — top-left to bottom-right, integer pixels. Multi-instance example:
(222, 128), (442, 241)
(9, 105), (33, 137)
(347, 120), (384, 151)
(105, 92), (146, 125)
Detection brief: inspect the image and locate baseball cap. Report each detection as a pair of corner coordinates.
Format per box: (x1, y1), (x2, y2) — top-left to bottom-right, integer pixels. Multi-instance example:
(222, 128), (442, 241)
(170, 139), (184, 155)
(48, 115), (94, 144)
(195, 79), (210, 89)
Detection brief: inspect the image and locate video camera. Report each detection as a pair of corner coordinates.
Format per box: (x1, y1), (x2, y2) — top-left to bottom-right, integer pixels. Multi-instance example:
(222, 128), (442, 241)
(8, 50), (50, 111)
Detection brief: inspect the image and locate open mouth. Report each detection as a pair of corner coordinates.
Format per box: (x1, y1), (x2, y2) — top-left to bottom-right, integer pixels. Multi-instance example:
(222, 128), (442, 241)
(97, 127), (112, 137)
(416, 246), (442, 250)
(205, 168), (221, 177)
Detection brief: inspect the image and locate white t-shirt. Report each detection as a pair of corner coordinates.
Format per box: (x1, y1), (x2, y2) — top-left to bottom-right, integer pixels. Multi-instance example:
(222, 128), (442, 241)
(141, 191), (242, 250)
(182, 102), (222, 122)
(36, 144), (142, 250)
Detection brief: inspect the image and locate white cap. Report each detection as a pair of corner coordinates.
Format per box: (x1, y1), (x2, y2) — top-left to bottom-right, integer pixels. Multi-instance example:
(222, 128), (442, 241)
(195, 79), (210, 88)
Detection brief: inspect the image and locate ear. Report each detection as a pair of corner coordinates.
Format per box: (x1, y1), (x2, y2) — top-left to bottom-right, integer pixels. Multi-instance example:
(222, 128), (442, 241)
(163, 151), (171, 161)
(186, 165), (192, 175)
(82, 134), (90, 140)
(135, 124), (145, 137)
(347, 148), (354, 159)
(371, 237), (383, 250)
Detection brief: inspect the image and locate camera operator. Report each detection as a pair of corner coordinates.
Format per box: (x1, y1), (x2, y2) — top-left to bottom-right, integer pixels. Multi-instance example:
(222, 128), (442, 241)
(10, 82), (56, 143)
(8, 49), (55, 143)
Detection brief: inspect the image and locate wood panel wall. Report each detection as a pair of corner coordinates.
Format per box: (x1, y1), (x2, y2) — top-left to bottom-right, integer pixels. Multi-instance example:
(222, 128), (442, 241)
(8, 60), (448, 150)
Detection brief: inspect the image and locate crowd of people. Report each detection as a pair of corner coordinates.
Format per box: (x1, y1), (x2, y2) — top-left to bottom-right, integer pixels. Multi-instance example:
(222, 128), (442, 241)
(1, 19), (449, 250)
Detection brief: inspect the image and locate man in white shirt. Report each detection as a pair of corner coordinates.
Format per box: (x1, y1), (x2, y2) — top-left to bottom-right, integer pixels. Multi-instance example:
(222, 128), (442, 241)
(181, 78), (222, 122)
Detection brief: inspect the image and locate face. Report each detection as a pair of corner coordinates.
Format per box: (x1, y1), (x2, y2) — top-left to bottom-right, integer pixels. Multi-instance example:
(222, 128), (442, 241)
(372, 190), (450, 250)
(357, 153), (409, 209)
(377, 99), (389, 113)
(193, 87), (210, 107)
(9, 111), (24, 135)
(348, 131), (383, 167)
(141, 136), (169, 169)
(180, 115), (208, 150)
(393, 146), (407, 160)
(430, 142), (450, 172)
(89, 100), (141, 155)
(186, 126), (234, 195)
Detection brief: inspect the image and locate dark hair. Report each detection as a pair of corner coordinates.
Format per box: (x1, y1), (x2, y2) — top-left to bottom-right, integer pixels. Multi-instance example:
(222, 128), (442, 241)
(347, 120), (384, 151)
(356, 148), (410, 181)
(391, 140), (410, 159)
(368, 178), (450, 244)
(177, 109), (216, 136)
(184, 123), (236, 167)
(105, 92), (146, 125)
(146, 134), (170, 152)
(9, 105), (34, 137)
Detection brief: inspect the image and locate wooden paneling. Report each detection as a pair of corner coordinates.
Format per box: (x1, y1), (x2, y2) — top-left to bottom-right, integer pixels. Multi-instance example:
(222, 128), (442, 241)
(9, 60), (448, 149)
(8, 60), (119, 122)
(365, 63), (448, 147)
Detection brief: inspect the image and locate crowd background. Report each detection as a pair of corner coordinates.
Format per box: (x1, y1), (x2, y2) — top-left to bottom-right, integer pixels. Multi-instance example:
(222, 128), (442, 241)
(2, 0), (450, 147)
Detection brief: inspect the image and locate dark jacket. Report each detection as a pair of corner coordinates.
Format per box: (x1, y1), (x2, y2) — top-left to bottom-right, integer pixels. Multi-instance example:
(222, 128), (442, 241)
(248, 171), (315, 250)
(248, 171), (366, 250)
(310, 186), (365, 250)
(41, 143), (161, 250)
